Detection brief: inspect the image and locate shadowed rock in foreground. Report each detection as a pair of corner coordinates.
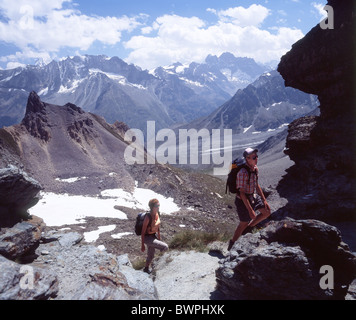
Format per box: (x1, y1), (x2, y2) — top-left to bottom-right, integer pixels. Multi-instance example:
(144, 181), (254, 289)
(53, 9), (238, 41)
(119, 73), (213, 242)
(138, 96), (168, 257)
(216, 218), (356, 300)
(0, 165), (42, 227)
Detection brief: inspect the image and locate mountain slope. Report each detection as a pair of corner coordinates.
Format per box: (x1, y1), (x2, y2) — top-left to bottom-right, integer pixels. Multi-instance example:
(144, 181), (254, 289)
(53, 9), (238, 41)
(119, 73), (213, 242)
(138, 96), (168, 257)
(3, 91), (137, 194)
(185, 70), (318, 135)
(0, 92), (233, 216)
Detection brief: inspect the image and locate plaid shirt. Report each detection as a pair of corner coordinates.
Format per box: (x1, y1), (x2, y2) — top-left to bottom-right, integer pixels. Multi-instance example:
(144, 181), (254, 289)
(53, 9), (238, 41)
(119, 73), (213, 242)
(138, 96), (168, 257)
(236, 166), (258, 195)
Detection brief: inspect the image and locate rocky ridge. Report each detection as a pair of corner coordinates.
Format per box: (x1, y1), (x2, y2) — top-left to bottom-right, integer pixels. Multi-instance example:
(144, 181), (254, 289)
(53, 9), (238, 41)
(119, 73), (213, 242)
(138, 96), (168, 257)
(177, 70), (318, 135)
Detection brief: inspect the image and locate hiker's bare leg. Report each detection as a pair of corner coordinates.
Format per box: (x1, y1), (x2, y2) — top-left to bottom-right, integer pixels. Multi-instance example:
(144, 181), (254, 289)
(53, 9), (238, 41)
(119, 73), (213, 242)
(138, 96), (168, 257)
(232, 221), (249, 242)
(249, 208), (270, 227)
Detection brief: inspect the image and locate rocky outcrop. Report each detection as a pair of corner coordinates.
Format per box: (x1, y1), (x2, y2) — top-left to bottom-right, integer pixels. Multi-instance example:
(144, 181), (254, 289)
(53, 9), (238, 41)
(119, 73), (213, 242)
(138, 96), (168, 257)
(0, 215), (45, 261)
(152, 250), (225, 300)
(216, 218), (356, 300)
(277, 0), (356, 221)
(33, 231), (156, 300)
(21, 92), (51, 142)
(0, 255), (59, 300)
(0, 165), (42, 226)
(0, 229), (157, 300)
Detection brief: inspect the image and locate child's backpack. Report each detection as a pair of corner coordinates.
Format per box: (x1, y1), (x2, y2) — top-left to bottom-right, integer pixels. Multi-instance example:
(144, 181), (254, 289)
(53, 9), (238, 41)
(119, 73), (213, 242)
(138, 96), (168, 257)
(225, 158), (255, 194)
(135, 212), (151, 236)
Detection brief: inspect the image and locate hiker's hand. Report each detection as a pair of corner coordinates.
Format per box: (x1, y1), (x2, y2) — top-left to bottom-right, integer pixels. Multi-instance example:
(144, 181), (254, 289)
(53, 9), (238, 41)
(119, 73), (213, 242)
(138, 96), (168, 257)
(264, 201), (271, 213)
(249, 210), (257, 220)
(141, 244), (145, 252)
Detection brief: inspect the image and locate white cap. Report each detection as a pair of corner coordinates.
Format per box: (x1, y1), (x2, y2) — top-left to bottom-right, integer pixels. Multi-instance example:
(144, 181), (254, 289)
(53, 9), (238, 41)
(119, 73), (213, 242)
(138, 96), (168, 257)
(243, 147), (258, 158)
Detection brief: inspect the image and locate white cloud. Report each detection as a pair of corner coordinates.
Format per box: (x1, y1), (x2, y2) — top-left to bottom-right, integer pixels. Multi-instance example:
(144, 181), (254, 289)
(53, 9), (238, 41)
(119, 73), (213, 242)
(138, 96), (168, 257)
(0, 0), (143, 65)
(0, 0), (69, 19)
(212, 4), (271, 27)
(141, 26), (153, 35)
(5, 61), (26, 69)
(125, 6), (304, 70)
(0, 2), (306, 71)
(0, 47), (53, 66)
(312, 2), (328, 20)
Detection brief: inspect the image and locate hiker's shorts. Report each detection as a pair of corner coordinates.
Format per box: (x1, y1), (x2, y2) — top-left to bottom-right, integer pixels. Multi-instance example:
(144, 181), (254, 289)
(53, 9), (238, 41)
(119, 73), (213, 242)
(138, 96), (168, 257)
(235, 194), (265, 222)
(144, 234), (169, 264)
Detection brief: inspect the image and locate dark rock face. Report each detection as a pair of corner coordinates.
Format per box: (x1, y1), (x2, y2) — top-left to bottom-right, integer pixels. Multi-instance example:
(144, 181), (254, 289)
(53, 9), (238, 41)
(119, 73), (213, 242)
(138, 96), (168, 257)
(216, 219), (356, 300)
(0, 216), (45, 261)
(0, 165), (42, 226)
(277, 0), (356, 221)
(21, 91), (51, 142)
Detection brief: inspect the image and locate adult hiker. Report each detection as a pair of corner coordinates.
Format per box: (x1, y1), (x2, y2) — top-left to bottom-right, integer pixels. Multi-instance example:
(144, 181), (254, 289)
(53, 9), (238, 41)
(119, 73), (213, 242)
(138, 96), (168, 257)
(228, 148), (271, 250)
(141, 198), (169, 274)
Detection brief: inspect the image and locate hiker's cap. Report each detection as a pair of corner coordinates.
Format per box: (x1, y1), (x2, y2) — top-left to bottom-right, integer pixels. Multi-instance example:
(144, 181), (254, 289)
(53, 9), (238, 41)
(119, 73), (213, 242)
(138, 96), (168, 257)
(243, 147), (258, 158)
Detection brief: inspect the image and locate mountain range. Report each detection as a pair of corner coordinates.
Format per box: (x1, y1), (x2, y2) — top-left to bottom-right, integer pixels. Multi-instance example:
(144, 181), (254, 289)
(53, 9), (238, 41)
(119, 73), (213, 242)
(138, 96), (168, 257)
(183, 70), (318, 134)
(0, 53), (270, 132)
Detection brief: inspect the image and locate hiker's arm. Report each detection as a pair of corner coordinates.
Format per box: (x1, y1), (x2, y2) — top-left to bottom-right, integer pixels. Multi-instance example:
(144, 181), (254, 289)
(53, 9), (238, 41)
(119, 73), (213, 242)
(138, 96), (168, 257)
(157, 227), (161, 241)
(256, 184), (271, 213)
(141, 216), (149, 252)
(240, 189), (256, 220)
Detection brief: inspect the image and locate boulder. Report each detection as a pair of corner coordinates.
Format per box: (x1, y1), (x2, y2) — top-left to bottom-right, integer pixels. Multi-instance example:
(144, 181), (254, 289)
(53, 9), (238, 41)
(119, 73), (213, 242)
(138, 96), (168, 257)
(0, 227), (157, 300)
(0, 215), (45, 260)
(0, 255), (58, 300)
(117, 254), (157, 299)
(152, 250), (223, 300)
(0, 165), (42, 227)
(216, 218), (356, 300)
(33, 231), (156, 300)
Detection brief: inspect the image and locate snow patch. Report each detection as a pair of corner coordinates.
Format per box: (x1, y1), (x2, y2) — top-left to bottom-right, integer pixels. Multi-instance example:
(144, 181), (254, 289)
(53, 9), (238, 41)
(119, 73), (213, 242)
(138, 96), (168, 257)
(84, 225), (116, 243)
(179, 77), (204, 87)
(111, 232), (133, 239)
(101, 184), (180, 215)
(30, 182), (180, 227)
(29, 192), (128, 226)
(89, 69), (147, 90)
(279, 123), (290, 129)
(38, 87), (49, 96)
(58, 79), (83, 94)
(55, 176), (87, 183)
(243, 125), (253, 134)
(175, 64), (189, 73)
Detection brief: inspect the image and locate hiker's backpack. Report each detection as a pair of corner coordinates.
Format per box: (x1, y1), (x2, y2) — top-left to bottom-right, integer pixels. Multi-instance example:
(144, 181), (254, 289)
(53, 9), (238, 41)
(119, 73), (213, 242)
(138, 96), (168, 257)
(135, 212), (151, 236)
(225, 158), (257, 194)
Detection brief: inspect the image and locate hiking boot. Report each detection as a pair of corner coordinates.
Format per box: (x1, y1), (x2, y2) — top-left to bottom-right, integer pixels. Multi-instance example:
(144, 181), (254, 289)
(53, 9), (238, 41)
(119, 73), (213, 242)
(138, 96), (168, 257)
(143, 267), (152, 274)
(227, 240), (235, 251)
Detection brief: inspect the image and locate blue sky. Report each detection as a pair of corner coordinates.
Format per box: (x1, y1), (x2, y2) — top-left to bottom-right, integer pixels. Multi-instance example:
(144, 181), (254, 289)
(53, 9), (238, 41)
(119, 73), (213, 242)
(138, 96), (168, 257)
(0, 0), (328, 70)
